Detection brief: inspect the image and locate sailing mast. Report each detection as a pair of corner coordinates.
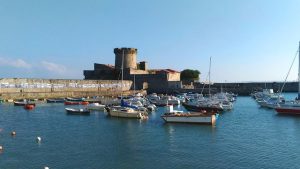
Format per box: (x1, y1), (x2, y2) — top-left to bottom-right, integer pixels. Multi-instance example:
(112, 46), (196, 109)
(121, 50), (124, 99)
(208, 56), (211, 98)
(298, 41), (300, 99)
(133, 74), (136, 96)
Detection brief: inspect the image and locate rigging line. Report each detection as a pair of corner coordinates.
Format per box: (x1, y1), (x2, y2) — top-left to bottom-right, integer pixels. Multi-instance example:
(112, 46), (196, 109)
(279, 48), (299, 94)
(200, 72), (209, 94)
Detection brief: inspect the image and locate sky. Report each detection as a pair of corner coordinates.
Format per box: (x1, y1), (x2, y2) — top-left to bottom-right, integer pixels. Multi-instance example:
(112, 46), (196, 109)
(1, 0), (300, 82)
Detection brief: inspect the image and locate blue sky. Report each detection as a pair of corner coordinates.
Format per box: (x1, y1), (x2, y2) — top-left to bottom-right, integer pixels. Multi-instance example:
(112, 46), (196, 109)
(0, 0), (300, 82)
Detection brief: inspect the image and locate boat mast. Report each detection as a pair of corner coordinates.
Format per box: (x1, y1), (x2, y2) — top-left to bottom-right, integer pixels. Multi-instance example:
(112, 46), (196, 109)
(133, 74), (136, 96)
(208, 56), (211, 98)
(298, 41), (300, 99)
(121, 50), (124, 99)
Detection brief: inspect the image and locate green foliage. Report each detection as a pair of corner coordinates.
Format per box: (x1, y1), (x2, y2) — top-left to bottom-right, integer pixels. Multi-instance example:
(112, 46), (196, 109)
(180, 69), (200, 80)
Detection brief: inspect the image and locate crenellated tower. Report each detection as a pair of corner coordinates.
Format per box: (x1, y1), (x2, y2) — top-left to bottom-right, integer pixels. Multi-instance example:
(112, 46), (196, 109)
(114, 48), (137, 70)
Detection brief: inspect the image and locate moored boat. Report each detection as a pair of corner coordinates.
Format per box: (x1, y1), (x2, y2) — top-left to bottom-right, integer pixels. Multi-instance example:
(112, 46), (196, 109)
(64, 101), (89, 105)
(65, 108), (90, 115)
(106, 106), (148, 119)
(46, 98), (65, 103)
(66, 97), (85, 101)
(86, 103), (106, 111)
(14, 101), (28, 106)
(14, 101), (36, 106)
(161, 105), (217, 124)
(182, 101), (223, 112)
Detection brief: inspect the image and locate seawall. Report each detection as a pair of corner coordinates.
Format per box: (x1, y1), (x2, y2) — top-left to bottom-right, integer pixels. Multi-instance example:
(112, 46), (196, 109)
(177, 82), (298, 96)
(0, 78), (135, 100)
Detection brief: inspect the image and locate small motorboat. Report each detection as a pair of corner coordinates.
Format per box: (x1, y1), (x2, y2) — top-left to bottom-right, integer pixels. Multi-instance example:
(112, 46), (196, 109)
(46, 98), (65, 103)
(66, 97), (85, 101)
(86, 103), (106, 111)
(65, 108), (90, 115)
(14, 101), (28, 106)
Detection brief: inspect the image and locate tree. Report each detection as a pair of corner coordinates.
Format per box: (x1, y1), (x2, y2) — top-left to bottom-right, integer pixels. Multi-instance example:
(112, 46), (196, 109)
(180, 69), (200, 81)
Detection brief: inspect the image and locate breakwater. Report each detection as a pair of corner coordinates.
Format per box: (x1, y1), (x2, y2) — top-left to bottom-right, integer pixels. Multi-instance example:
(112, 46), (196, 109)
(179, 82), (298, 95)
(0, 78), (136, 99)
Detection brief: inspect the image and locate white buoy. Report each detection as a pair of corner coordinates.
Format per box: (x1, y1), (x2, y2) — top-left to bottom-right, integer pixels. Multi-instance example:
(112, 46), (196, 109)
(36, 136), (42, 142)
(11, 131), (16, 136)
(44, 167), (49, 169)
(0, 146), (3, 151)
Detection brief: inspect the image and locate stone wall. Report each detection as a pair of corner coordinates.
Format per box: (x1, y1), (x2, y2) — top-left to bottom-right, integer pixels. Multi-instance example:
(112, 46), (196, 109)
(0, 78), (132, 99)
(191, 82), (299, 95)
(167, 72), (180, 81)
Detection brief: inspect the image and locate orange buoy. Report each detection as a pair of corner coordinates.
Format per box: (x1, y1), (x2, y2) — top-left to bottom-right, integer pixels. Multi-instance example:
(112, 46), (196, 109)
(24, 104), (35, 110)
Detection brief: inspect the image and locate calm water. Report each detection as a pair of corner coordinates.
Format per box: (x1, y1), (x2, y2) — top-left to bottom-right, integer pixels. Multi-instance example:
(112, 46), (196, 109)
(1, 93), (300, 169)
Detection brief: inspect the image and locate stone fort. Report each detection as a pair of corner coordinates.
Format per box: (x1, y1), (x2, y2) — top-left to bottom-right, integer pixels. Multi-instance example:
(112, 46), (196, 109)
(84, 48), (182, 93)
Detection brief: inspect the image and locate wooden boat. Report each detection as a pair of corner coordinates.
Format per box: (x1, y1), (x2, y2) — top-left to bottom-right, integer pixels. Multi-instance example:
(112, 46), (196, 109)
(46, 98), (65, 103)
(24, 103), (36, 110)
(65, 108), (90, 115)
(161, 105), (217, 124)
(106, 106), (148, 119)
(64, 101), (89, 105)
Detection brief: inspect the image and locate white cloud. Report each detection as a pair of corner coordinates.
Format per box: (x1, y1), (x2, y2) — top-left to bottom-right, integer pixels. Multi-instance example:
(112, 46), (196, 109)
(0, 57), (31, 69)
(41, 61), (67, 74)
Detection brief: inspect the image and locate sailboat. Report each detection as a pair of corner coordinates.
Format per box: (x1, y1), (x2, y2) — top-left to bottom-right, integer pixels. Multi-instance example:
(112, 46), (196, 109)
(182, 57), (223, 112)
(107, 50), (148, 119)
(275, 42), (300, 114)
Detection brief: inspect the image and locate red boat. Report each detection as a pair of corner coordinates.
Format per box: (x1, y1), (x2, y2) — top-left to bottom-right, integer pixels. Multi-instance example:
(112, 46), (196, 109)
(64, 101), (89, 105)
(24, 104), (35, 110)
(275, 104), (300, 115)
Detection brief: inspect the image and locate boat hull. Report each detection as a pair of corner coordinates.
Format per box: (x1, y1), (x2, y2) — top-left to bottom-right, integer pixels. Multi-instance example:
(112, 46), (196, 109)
(275, 107), (300, 115)
(161, 114), (216, 124)
(47, 99), (65, 103)
(109, 111), (144, 119)
(65, 108), (90, 115)
(64, 101), (89, 105)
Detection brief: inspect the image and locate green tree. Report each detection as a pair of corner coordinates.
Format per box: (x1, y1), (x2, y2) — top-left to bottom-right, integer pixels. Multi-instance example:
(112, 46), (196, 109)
(180, 69), (200, 81)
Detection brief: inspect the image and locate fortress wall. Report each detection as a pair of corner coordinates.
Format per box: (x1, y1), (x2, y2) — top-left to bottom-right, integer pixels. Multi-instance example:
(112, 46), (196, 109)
(0, 78), (132, 99)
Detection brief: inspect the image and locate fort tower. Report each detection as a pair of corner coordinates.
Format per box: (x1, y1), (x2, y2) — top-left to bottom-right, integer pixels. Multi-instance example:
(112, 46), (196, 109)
(114, 48), (137, 70)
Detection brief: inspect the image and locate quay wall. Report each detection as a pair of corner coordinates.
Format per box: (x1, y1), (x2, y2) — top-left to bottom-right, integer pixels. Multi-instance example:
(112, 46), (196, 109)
(184, 82), (298, 95)
(0, 78), (134, 99)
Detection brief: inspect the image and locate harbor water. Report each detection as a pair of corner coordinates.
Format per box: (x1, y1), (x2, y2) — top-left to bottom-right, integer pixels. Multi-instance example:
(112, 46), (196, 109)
(1, 93), (300, 169)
